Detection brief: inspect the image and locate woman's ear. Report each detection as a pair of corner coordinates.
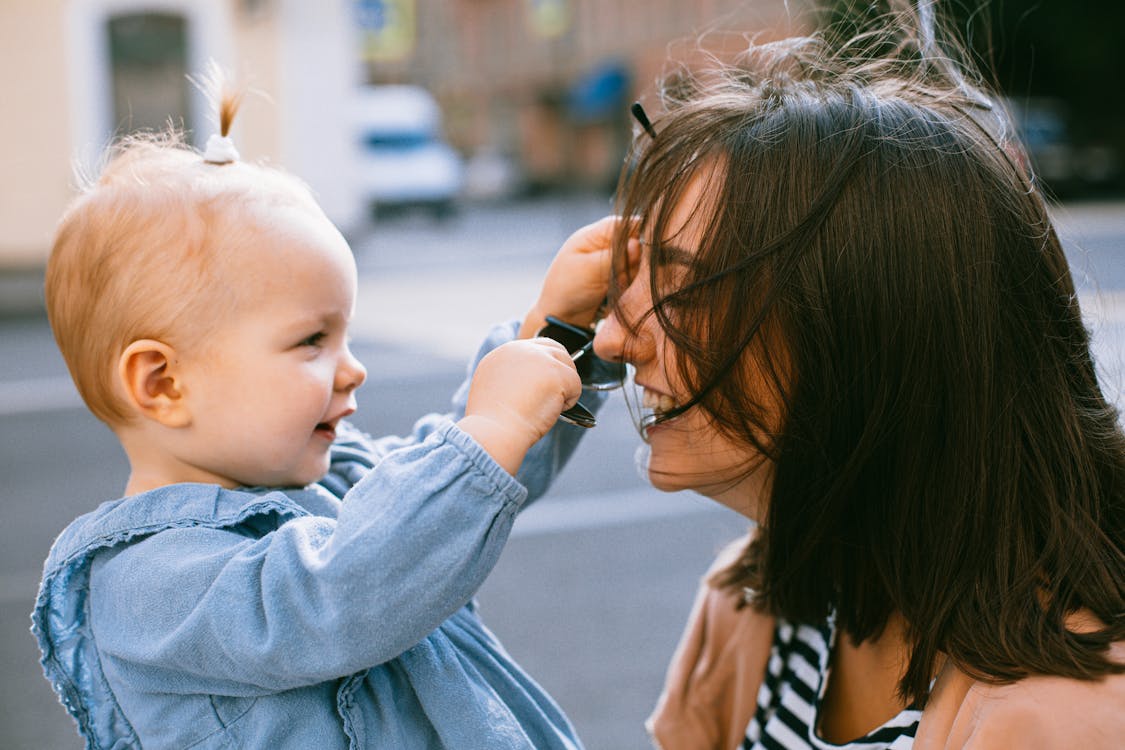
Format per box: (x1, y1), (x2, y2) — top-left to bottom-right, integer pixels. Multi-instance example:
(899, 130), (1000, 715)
(117, 339), (192, 428)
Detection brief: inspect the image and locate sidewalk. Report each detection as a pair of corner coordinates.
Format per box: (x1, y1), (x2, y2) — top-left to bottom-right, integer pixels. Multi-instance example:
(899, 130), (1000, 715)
(0, 267), (44, 317)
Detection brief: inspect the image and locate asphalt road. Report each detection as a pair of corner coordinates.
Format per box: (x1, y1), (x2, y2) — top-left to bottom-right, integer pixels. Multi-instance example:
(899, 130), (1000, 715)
(1, 194), (1122, 749)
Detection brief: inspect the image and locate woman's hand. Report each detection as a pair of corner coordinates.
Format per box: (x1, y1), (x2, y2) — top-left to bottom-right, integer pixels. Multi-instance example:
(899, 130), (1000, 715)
(520, 216), (626, 337)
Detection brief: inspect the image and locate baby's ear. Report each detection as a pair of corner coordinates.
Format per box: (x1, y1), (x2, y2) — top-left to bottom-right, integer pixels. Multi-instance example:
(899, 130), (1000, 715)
(118, 340), (192, 428)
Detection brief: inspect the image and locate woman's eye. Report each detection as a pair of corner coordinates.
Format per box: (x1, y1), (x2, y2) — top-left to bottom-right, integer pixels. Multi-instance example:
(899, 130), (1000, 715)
(299, 332), (327, 348)
(653, 264), (681, 294)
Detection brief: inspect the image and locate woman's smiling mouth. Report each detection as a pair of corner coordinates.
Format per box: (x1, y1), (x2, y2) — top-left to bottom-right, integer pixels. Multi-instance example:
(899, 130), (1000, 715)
(640, 387), (680, 436)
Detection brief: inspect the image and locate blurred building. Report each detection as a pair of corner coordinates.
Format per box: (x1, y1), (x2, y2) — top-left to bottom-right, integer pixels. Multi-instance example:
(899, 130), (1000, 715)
(0, 0), (801, 287)
(361, 0), (804, 192)
(0, 0), (363, 285)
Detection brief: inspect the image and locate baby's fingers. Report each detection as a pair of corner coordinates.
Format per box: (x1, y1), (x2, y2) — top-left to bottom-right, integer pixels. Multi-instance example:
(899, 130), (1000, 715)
(530, 337), (582, 402)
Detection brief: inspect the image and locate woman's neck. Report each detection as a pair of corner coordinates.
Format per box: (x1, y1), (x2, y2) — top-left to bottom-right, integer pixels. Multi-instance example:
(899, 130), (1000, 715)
(818, 613), (920, 743)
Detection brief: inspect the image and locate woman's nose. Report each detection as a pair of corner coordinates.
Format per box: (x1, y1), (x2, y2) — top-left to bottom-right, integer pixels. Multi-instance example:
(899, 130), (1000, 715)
(592, 312), (627, 363)
(336, 346), (367, 392)
(594, 276), (657, 365)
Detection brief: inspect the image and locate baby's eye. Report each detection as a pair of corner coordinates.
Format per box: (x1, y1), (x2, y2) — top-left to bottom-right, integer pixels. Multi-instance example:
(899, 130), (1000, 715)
(299, 331), (327, 348)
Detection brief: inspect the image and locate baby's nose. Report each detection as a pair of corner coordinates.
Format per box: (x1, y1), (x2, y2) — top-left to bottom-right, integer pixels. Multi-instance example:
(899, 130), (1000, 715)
(337, 349), (367, 391)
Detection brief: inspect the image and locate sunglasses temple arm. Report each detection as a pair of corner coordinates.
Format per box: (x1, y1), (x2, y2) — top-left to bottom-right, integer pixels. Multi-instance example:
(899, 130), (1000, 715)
(570, 339), (595, 362)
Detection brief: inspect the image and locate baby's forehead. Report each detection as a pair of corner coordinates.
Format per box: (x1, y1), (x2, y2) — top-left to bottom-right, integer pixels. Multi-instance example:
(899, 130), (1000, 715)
(208, 199), (353, 288)
(199, 164), (320, 218)
(104, 161), (348, 324)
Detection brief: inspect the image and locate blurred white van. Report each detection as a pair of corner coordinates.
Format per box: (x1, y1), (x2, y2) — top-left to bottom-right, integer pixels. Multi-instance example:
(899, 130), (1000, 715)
(355, 85), (464, 216)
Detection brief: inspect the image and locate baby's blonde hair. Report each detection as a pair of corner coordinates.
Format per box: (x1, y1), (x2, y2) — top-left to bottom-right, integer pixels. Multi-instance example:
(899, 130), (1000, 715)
(46, 85), (318, 426)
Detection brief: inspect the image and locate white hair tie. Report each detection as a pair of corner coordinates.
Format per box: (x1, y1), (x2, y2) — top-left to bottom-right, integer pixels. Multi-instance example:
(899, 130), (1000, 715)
(203, 133), (239, 165)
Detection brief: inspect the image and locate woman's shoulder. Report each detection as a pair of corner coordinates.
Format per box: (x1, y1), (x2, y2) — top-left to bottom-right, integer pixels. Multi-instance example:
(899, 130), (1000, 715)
(648, 533), (775, 750)
(918, 641), (1125, 749)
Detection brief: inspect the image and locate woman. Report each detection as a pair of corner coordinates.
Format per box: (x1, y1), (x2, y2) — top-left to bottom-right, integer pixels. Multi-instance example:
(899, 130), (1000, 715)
(591, 6), (1125, 748)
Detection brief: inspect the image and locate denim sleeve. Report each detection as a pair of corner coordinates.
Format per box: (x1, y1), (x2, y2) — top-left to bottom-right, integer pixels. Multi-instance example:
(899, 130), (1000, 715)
(88, 422), (527, 695)
(319, 320), (605, 505)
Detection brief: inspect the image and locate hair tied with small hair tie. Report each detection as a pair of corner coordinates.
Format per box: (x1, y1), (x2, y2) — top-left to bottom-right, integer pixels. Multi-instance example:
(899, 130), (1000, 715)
(203, 133), (239, 165)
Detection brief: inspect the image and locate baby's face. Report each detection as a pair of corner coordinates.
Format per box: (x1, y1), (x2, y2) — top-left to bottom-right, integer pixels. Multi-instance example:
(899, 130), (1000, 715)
(172, 200), (367, 489)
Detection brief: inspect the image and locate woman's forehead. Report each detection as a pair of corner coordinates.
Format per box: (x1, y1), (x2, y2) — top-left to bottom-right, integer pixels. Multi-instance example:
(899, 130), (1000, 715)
(646, 164), (724, 250)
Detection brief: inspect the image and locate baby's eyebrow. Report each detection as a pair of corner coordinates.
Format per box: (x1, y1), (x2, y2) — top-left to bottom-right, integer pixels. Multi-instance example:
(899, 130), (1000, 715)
(283, 310), (346, 333)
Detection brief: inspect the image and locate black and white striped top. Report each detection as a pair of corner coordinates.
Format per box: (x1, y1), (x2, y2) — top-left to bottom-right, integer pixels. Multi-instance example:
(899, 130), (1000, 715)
(743, 615), (921, 749)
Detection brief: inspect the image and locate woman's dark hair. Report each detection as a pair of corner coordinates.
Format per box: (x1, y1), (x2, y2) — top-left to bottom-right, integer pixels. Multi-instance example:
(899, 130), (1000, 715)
(612, 4), (1125, 705)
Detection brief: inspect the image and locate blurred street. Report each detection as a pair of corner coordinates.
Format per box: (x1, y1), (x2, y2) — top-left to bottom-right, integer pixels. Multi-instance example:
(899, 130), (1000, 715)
(2, 193), (1123, 750)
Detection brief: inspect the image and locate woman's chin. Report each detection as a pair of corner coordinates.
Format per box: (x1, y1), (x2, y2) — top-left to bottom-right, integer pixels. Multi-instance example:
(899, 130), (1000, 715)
(636, 443), (699, 493)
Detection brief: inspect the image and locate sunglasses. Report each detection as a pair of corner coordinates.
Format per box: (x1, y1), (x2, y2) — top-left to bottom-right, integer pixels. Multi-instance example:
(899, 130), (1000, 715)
(537, 315), (626, 428)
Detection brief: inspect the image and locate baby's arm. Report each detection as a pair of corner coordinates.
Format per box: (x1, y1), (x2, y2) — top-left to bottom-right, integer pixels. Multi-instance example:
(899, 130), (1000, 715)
(89, 428), (530, 694)
(457, 337), (580, 475)
(460, 216), (624, 475)
(319, 216), (625, 495)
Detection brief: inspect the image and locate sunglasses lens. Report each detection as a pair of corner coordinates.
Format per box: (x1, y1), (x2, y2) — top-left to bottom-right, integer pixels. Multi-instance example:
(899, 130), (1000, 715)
(536, 314), (627, 429)
(580, 357), (626, 390)
(558, 400), (597, 429)
(538, 317), (624, 391)
(537, 320), (590, 354)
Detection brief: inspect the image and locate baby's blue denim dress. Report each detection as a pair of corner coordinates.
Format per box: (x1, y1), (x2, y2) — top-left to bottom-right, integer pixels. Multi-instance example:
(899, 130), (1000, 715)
(33, 322), (600, 749)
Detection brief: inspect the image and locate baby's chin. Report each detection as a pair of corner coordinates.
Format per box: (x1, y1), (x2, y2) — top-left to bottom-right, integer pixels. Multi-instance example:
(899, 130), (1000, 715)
(238, 459), (331, 491)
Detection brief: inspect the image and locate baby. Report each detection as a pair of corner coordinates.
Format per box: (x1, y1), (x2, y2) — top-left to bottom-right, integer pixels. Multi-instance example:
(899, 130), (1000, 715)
(32, 82), (616, 749)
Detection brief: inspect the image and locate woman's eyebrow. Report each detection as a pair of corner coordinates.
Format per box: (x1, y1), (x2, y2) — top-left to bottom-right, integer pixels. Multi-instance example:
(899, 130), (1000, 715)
(639, 236), (693, 265)
(655, 244), (694, 266)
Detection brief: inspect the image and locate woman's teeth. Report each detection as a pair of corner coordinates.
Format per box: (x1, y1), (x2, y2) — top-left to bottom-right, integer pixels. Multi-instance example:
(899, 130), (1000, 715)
(642, 389), (678, 416)
(640, 389), (678, 436)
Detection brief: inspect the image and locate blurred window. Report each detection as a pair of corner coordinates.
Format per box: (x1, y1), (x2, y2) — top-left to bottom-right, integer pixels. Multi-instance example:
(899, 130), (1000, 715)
(362, 132), (435, 149)
(107, 13), (190, 136)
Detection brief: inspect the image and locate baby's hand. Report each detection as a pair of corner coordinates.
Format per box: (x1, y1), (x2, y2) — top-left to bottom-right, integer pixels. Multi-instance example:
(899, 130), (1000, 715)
(458, 338), (582, 475)
(520, 216), (638, 337)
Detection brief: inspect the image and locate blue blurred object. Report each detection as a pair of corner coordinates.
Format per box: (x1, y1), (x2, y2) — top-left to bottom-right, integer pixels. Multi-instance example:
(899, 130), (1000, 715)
(567, 62), (630, 123)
